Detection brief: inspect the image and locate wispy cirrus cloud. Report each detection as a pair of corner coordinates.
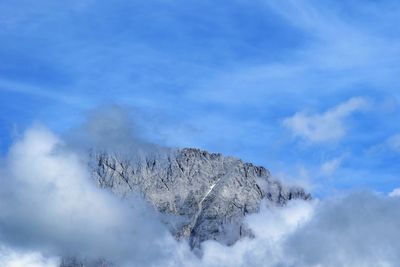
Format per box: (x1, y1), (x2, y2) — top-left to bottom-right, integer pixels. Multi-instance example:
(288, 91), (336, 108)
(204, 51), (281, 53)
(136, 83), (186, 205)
(0, 0), (399, 202)
(385, 134), (400, 152)
(320, 156), (343, 176)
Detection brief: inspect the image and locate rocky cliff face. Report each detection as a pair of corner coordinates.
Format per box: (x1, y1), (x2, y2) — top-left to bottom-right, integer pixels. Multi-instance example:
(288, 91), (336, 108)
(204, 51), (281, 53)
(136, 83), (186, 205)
(91, 148), (310, 247)
(60, 148), (311, 266)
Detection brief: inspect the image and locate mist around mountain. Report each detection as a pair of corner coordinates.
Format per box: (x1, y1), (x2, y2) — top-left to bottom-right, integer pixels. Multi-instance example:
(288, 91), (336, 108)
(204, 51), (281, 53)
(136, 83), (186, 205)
(0, 113), (399, 267)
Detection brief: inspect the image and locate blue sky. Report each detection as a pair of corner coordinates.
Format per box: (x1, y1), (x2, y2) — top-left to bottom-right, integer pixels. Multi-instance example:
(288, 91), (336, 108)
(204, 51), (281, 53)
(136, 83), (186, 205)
(1, 0), (400, 196)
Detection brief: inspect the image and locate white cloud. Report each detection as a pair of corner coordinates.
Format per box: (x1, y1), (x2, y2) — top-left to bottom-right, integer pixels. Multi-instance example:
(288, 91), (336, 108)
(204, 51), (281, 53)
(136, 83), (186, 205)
(282, 192), (400, 267)
(190, 192), (400, 267)
(283, 97), (368, 143)
(196, 200), (314, 267)
(0, 126), (174, 266)
(0, 247), (59, 267)
(389, 188), (400, 197)
(320, 156), (343, 176)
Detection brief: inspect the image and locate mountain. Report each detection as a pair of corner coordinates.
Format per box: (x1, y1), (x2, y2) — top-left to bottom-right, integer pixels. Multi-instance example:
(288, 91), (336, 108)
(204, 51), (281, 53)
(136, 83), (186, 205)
(60, 148), (311, 266)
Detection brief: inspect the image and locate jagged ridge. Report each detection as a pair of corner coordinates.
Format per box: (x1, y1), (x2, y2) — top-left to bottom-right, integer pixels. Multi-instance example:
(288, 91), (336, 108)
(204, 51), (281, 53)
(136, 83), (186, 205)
(91, 148), (311, 248)
(61, 148), (311, 267)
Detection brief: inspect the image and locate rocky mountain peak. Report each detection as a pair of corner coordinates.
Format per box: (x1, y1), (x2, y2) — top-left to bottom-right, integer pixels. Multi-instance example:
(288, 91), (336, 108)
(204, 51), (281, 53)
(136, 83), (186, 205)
(61, 147), (310, 266)
(91, 147), (310, 246)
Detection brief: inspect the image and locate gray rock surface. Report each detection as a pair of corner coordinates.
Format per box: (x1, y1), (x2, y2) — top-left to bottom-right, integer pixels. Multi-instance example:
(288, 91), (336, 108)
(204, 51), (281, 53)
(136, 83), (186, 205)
(91, 148), (310, 246)
(61, 147), (311, 266)
(60, 257), (112, 267)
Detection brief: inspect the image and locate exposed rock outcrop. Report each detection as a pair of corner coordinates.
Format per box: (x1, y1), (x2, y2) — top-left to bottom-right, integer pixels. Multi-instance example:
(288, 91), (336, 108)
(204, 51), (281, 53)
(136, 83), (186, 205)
(61, 148), (311, 266)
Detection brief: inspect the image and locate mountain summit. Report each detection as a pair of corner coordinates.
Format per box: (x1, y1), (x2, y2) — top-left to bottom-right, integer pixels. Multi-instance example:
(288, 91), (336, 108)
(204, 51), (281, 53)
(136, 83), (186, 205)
(61, 148), (310, 266)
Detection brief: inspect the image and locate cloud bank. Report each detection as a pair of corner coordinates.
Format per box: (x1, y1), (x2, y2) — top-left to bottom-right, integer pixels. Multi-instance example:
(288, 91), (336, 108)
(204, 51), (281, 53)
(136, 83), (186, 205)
(0, 126), (399, 267)
(0, 126), (177, 266)
(0, 247), (59, 267)
(197, 191), (400, 267)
